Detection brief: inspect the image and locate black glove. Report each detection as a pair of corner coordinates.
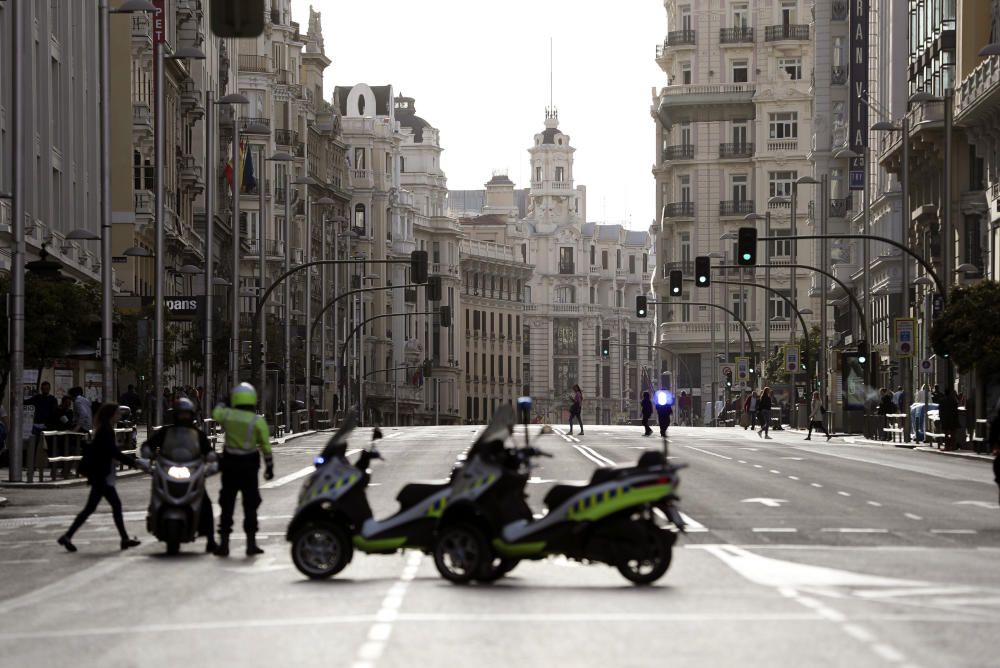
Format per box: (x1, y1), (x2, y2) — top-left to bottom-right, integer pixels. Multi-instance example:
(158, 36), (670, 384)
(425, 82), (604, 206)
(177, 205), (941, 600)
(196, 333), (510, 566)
(264, 461), (274, 481)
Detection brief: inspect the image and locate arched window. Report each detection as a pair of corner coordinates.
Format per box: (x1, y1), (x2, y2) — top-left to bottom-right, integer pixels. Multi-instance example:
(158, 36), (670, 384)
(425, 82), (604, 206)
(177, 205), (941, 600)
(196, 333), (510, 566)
(555, 286), (575, 304)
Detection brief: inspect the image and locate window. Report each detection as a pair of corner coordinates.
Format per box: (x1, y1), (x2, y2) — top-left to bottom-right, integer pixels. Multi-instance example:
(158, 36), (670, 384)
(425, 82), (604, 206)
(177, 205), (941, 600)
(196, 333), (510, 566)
(386, 208), (392, 242)
(679, 123), (692, 146)
(768, 229), (792, 258)
(679, 175), (691, 202)
(521, 244), (527, 262)
(768, 171), (798, 198)
(589, 286), (596, 304)
(555, 166), (565, 182)
(590, 245), (596, 265)
(353, 147), (366, 170)
(385, 152), (391, 174)
(680, 61), (692, 85)
(400, 157), (405, 173)
(732, 121), (749, 146)
(769, 112), (798, 139)
(354, 204), (366, 235)
(534, 166), (542, 182)
(555, 286), (575, 304)
(680, 5), (692, 30)
(601, 250), (609, 269)
(732, 2), (749, 28)
(628, 255), (636, 274)
(642, 253), (649, 273)
(768, 290), (791, 319)
(781, 1), (797, 25)
(680, 232), (691, 265)
(432, 241), (441, 264)
(732, 59), (749, 83)
(779, 57), (802, 80)
(731, 289), (747, 320)
(616, 249), (622, 268)
(559, 247), (575, 274)
(731, 174), (748, 202)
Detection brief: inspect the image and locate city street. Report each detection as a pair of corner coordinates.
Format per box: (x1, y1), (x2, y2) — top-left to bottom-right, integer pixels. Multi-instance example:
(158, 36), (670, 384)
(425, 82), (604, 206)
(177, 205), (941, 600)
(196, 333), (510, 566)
(0, 424), (997, 667)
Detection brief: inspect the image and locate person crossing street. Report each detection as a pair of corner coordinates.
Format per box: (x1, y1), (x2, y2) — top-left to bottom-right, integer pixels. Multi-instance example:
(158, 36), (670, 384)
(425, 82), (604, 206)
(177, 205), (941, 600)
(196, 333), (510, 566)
(212, 383), (273, 557)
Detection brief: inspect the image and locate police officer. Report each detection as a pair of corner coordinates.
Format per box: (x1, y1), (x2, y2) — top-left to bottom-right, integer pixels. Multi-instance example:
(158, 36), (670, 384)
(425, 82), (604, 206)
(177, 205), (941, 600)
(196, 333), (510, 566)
(655, 389), (673, 438)
(143, 398), (217, 552)
(212, 383), (273, 557)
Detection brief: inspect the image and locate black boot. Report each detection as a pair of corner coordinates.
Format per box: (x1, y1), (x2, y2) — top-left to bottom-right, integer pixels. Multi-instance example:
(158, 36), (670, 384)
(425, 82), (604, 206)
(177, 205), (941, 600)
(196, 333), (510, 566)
(58, 534), (77, 553)
(214, 534), (230, 557)
(205, 535), (219, 554)
(246, 533), (264, 556)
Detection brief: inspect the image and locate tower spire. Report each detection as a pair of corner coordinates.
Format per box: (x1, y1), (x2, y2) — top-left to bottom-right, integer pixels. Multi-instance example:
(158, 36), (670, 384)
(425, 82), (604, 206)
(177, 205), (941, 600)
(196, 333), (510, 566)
(546, 38), (557, 120)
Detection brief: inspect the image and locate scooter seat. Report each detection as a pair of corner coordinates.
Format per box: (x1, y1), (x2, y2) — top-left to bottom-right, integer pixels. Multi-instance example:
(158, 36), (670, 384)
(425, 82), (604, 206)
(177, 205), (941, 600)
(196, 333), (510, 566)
(589, 467), (627, 485)
(544, 483), (588, 509)
(396, 481), (449, 509)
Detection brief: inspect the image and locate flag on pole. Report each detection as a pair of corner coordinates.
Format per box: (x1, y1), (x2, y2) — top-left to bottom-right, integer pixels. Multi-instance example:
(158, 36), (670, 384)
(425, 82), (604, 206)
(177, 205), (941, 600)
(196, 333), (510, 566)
(242, 144), (256, 193)
(224, 140), (246, 190)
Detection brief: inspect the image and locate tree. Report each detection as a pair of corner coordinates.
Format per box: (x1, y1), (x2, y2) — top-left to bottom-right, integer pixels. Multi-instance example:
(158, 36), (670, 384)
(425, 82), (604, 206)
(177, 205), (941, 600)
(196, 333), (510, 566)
(115, 306), (180, 386)
(0, 272), (101, 398)
(763, 324), (822, 385)
(931, 281), (1000, 374)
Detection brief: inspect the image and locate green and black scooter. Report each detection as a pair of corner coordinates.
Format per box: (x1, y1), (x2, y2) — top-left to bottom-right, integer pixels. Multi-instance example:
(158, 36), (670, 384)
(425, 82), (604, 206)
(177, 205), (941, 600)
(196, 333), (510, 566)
(432, 397), (686, 585)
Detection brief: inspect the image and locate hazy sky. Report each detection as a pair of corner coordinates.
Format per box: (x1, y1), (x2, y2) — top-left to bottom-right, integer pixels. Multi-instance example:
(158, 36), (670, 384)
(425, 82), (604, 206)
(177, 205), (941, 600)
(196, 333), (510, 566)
(291, 0), (664, 230)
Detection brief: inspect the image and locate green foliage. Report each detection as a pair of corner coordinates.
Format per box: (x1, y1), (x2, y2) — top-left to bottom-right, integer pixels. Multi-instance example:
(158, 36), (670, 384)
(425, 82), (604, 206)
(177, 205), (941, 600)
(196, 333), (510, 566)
(115, 306), (180, 383)
(930, 281), (1000, 374)
(763, 324), (822, 384)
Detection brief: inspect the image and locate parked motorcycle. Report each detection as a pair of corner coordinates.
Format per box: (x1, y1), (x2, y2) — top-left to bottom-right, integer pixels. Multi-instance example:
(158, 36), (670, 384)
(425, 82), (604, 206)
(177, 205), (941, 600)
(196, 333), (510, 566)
(432, 397), (685, 585)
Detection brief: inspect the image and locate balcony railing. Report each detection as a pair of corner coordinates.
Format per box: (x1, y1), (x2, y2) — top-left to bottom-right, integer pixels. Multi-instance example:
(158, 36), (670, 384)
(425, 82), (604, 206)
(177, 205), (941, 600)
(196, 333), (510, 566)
(664, 202), (694, 218)
(238, 54), (271, 73)
(765, 24), (810, 41)
(720, 27), (753, 44)
(239, 117), (271, 134)
(246, 238), (285, 257)
(666, 29), (696, 46)
(662, 144), (695, 161)
(719, 200), (754, 217)
(719, 142), (754, 158)
(274, 128), (299, 146)
(766, 139), (798, 152)
(831, 66), (847, 85)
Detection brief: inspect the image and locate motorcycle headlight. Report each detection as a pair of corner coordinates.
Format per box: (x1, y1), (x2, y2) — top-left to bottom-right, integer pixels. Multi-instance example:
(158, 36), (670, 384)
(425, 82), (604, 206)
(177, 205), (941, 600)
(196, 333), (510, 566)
(166, 466), (191, 480)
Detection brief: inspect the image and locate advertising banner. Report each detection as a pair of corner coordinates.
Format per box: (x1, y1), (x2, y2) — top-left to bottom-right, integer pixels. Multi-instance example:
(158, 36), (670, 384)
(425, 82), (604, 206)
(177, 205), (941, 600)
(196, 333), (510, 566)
(849, 0), (869, 190)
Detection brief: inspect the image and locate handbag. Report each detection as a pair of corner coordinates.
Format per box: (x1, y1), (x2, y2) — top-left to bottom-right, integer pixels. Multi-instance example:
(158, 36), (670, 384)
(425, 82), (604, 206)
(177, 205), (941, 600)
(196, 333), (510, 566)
(739, 413), (750, 428)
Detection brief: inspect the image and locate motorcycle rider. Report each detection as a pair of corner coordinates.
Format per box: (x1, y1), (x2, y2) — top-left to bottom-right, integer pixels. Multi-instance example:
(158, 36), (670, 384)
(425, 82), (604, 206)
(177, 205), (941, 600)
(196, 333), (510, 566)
(212, 383), (273, 557)
(655, 389), (673, 437)
(143, 398), (217, 552)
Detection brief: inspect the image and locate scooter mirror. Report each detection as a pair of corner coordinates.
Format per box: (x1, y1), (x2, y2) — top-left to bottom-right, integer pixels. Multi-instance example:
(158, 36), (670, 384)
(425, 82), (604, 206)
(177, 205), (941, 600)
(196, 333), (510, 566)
(140, 443), (153, 460)
(372, 427), (383, 441)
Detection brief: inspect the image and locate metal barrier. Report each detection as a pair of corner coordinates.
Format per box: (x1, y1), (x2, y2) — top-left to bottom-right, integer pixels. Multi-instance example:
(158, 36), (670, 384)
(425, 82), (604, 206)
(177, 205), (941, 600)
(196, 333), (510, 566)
(25, 427), (139, 483)
(971, 419), (989, 454)
(882, 413), (907, 443)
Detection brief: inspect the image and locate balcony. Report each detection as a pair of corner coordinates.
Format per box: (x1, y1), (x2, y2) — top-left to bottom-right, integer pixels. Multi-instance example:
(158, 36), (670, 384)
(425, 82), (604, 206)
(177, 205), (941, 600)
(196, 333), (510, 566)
(239, 117), (271, 134)
(132, 102), (153, 141)
(719, 200), (754, 217)
(767, 198), (791, 209)
(246, 238), (285, 260)
(238, 54), (271, 74)
(558, 261), (575, 275)
(719, 142), (754, 158)
(180, 80), (204, 120)
(831, 66), (847, 86)
(878, 99), (945, 168)
(956, 55), (1000, 126)
(662, 144), (695, 161)
(664, 261), (694, 275)
(275, 128), (299, 147)
(766, 139), (799, 152)
(720, 27), (753, 44)
(179, 155), (203, 193)
(666, 29), (696, 47)
(656, 83), (756, 128)
(764, 24), (810, 42)
(134, 190), (154, 226)
(663, 202), (694, 218)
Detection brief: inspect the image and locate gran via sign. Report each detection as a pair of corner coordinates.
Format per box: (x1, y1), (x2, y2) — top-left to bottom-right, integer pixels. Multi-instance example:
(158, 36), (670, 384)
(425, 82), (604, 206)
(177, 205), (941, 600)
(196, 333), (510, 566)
(849, 0), (869, 191)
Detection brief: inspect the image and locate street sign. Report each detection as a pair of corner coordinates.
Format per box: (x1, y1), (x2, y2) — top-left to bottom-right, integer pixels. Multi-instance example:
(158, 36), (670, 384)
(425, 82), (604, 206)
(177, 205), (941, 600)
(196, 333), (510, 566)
(932, 292), (943, 319)
(784, 346), (799, 373)
(849, 166), (865, 190)
(893, 317), (916, 359)
(718, 363), (735, 381)
(919, 358), (933, 374)
(165, 296), (203, 320)
(736, 357), (749, 382)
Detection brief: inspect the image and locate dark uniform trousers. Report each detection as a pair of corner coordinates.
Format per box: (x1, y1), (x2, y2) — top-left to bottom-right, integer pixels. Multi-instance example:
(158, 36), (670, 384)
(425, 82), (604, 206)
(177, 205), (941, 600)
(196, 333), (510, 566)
(218, 451), (261, 535)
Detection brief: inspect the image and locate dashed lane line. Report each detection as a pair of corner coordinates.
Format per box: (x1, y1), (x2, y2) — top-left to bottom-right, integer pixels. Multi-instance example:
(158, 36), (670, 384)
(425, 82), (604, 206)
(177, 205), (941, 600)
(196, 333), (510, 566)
(350, 552), (422, 668)
(682, 445), (733, 460)
(867, 501), (883, 507)
(904, 513), (923, 521)
(838, 491), (852, 497)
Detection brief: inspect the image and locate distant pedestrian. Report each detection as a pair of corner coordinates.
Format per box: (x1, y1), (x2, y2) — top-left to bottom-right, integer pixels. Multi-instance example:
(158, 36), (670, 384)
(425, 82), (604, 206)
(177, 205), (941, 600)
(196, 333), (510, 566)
(71, 387), (93, 434)
(118, 384), (141, 415)
(53, 396), (75, 430)
(640, 391), (653, 437)
(989, 397), (1000, 506)
(939, 387), (960, 450)
(757, 387), (773, 439)
(655, 390), (673, 437)
(678, 391), (691, 426)
(568, 384), (584, 435)
(58, 404), (144, 552)
(743, 390), (758, 430)
(893, 386), (906, 412)
(805, 391), (831, 442)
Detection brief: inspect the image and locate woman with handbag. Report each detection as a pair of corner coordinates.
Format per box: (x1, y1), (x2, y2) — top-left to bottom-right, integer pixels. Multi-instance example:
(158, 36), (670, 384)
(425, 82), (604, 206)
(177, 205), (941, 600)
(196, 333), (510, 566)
(568, 384), (584, 435)
(805, 391), (831, 441)
(57, 404), (144, 552)
(757, 387), (773, 438)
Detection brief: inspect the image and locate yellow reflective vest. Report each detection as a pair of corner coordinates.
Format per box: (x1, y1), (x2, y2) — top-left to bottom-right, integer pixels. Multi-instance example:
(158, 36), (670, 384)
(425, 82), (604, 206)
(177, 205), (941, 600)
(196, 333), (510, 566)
(212, 406), (273, 459)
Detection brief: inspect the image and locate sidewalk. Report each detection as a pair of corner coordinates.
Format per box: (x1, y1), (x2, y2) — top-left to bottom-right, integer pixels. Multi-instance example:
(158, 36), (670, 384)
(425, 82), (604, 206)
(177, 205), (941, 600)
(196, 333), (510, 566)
(0, 428), (323, 490)
(778, 426), (994, 461)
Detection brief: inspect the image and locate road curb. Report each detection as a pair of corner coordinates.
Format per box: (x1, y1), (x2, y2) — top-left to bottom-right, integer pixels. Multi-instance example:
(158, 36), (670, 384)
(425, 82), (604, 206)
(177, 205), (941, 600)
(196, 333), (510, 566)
(0, 468), (145, 490)
(913, 446), (994, 462)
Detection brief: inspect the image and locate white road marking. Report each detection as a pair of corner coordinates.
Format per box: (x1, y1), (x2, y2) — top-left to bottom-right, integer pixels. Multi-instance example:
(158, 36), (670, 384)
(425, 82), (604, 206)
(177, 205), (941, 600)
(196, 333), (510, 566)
(261, 449), (361, 489)
(769, 469), (781, 474)
(0, 558), (125, 614)
(838, 491), (852, 497)
(738, 460), (747, 464)
(930, 529), (976, 535)
(788, 476), (800, 481)
(867, 501), (883, 507)
(752, 528), (798, 533)
(679, 512), (708, 533)
(350, 552), (422, 668)
(904, 513), (923, 521)
(781, 457), (805, 461)
(741, 498), (788, 508)
(683, 445), (732, 460)
(753, 464), (763, 469)
(820, 528), (889, 534)
(0, 559), (49, 565)
(954, 500), (1000, 510)
(811, 483), (823, 488)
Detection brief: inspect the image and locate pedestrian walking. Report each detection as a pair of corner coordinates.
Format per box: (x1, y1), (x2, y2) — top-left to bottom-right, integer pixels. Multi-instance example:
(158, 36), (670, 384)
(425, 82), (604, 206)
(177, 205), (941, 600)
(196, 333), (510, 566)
(655, 390), (673, 437)
(757, 387), (773, 439)
(805, 391), (831, 441)
(26, 381), (59, 430)
(989, 396), (1000, 506)
(568, 384), (584, 435)
(743, 390), (758, 430)
(678, 391), (691, 426)
(212, 383), (273, 557)
(640, 391), (654, 436)
(939, 387), (960, 451)
(71, 387), (93, 434)
(57, 404), (144, 552)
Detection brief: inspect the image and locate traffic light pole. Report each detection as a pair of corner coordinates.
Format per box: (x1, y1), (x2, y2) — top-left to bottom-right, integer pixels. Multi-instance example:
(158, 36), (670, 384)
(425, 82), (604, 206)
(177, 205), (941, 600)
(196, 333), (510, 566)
(309, 283), (423, 338)
(650, 300), (756, 365)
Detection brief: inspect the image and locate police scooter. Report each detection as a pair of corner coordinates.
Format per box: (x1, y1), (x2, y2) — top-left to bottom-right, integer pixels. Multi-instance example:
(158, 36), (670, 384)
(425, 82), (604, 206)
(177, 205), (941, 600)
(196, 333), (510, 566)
(433, 396), (685, 585)
(141, 430), (218, 555)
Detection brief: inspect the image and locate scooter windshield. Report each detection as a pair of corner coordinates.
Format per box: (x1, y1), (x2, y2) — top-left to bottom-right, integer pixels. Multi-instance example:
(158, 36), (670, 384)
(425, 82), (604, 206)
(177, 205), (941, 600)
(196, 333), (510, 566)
(160, 427), (202, 462)
(466, 405), (515, 460)
(319, 414), (356, 461)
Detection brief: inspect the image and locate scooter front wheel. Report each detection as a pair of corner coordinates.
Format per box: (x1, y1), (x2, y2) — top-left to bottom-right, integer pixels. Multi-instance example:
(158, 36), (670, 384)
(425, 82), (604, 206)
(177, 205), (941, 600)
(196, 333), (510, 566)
(433, 524), (489, 584)
(616, 527), (673, 585)
(475, 557), (519, 583)
(291, 522), (353, 579)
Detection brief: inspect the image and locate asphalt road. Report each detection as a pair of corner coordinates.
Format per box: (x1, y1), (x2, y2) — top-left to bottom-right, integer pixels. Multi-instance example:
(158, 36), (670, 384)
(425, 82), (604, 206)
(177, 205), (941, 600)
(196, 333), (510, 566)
(0, 424), (997, 667)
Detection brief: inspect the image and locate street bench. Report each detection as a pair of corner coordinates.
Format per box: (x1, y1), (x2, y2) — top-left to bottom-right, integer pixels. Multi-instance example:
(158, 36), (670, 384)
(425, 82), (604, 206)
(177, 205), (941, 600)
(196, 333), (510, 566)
(883, 413), (906, 443)
(924, 413), (947, 448)
(28, 427), (138, 482)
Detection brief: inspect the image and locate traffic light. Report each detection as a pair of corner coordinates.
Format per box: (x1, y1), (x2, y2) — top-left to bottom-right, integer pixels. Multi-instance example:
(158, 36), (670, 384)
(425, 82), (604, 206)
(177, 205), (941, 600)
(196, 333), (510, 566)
(857, 340), (868, 365)
(438, 305), (451, 327)
(410, 250), (428, 284)
(636, 295), (648, 318)
(211, 0), (265, 37)
(801, 349), (809, 371)
(669, 270), (683, 297)
(601, 339), (610, 359)
(695, 256), (711, 287)
(426, 275), (442, 301)
(737, 227), (758, 266)
(723, 368), (733, 388)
